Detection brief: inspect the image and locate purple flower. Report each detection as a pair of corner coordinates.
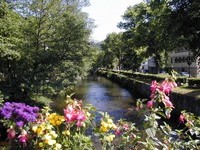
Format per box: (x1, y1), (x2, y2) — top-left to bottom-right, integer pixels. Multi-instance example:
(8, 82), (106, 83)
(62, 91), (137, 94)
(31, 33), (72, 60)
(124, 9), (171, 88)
(0, 102), (40, 127)
(16, 121), (25, 127)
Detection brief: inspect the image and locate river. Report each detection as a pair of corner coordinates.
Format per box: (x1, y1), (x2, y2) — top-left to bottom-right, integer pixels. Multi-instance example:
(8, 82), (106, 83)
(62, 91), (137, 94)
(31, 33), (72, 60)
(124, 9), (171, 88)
(52, 76), (141, 122)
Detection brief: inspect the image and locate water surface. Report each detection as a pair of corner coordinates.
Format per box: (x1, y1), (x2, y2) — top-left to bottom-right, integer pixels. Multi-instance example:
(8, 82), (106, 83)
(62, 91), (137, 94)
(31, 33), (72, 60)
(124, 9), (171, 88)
(53, 76), (140, 121)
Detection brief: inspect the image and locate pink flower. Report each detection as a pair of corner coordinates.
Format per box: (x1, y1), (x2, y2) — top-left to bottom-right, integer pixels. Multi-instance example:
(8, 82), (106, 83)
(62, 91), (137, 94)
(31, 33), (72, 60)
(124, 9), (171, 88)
(76, 110), (86, 127)
(123, 124), (129, 131)
(160, 82), (171, 94)
(7, 128), (16, 140)
(179, 114), (185, 123)
(170, 81), (177, 88)
(150, 80), (158, 93)
(147, 100), (154, 109)
(76, 110), (86, 121)
(64, 105), (77, 123)
(150, 93), (155, 99)
(135, 107), (140, 111)
(163, 99), (174, 108)
(115, 128), (121, 136)
(64, 103), (86, 127)
(18, 130), (28, 143)
(160, 79), (177, 95)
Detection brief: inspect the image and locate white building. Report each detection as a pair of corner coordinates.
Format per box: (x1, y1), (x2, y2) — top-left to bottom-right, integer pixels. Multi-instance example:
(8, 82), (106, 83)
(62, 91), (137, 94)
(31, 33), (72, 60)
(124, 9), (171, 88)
(140, 48), (200, 77)
(170, 48), (200, 77)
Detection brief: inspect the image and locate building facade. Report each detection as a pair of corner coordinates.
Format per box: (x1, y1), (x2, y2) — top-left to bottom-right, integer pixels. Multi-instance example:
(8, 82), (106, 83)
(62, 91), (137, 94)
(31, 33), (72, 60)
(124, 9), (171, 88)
(170, 48), (200, 77)
(140, 48), (200, 77)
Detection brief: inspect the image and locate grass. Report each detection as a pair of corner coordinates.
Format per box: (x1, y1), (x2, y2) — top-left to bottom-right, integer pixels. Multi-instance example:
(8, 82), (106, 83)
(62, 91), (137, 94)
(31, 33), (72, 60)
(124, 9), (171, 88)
(173, 86), (200, 99)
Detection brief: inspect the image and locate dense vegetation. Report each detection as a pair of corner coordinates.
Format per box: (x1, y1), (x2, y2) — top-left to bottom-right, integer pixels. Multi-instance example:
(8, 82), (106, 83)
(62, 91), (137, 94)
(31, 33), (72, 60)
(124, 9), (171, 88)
(0, 0), (199, 101)
(0, 0), (100, 100)
(98, 0), (200, 73)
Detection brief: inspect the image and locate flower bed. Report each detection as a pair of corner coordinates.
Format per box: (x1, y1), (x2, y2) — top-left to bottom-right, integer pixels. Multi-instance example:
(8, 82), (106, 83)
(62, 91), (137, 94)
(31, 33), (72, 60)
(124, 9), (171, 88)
(0, 77), (200, 149)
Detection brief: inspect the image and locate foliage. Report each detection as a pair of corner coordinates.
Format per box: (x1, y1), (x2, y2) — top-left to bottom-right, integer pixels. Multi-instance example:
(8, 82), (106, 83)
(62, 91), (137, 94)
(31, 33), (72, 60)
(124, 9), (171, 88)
(1, 77), (200, 149)
(101, 33), (125, 70)
(168, 0), (200, 58)
(118, 0), (172, 73)
(188, 78), (200, 88)
(99, 0), (200, 72)
(0, 0), (95, 100)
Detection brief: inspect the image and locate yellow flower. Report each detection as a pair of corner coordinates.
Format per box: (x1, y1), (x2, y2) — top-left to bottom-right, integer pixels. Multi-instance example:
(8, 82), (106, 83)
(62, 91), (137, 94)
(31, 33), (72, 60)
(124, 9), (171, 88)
(32, 125), (38, 133)
(100, 126), (108, 132)
(108, 123), (113, 128)
(42, 133), (52, 141)
(46, 124), (53, 130)
(48, 113), (64, 126)
(36, 127), (44, 135)
(105, 134), (115, 142)
(47, 139), (56, 145)
(108, 134), (115, 142)
(101, 121), (108, 128)
(112, 124), (117, 129)
(50, 131), (58, 138)
(56, 120), (61, 126)
(107, 119), (113, 124)
(55, 143), (62, 150)
(39, 142), (44, 148)
(62, 130), (70, 136)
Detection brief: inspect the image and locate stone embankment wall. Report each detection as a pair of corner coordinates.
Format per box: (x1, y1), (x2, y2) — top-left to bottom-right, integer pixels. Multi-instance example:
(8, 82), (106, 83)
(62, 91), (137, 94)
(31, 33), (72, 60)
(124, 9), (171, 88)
(97, 70), (200, 116)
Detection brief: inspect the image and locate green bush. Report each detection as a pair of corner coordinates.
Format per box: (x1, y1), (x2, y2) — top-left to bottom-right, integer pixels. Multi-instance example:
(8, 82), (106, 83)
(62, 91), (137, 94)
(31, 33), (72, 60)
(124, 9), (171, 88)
(174, 77), (187, 85)
(188, 78), (200, 88)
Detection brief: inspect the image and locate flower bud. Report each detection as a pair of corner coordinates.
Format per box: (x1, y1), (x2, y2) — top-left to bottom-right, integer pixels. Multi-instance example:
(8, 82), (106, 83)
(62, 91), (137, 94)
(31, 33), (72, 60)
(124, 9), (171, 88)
(179, 114), (185, 123)
(147, 100), (153, 109)
(7, 128), (16, 139)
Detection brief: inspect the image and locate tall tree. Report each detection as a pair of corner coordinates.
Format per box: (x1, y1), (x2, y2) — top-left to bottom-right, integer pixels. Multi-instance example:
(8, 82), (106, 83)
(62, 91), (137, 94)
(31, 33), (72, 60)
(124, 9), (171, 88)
(0, 0), (93, 99)
(101, 33), (125, 70)
(0, 1), (24, 99)
(168, 0), (200, 57)
(119, 1), (172, 73)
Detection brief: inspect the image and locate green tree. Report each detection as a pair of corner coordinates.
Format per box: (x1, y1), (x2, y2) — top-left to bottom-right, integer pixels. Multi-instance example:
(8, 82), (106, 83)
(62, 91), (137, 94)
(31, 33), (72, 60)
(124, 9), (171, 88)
(0, 1), (24, 99)
(119, 1), (172, 73)
(101, 33), (125, 70)
(0, 0), (93, 100)
(168, 0), (200, 57)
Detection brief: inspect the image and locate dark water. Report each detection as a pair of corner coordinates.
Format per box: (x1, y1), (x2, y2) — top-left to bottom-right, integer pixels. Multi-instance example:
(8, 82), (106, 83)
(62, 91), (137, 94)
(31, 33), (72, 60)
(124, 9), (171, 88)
(52, 76), (141, 121)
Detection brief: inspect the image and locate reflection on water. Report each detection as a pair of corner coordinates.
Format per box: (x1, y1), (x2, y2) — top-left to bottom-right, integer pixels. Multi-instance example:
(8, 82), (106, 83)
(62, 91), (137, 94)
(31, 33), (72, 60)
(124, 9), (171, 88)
(52, 76), (139, 121)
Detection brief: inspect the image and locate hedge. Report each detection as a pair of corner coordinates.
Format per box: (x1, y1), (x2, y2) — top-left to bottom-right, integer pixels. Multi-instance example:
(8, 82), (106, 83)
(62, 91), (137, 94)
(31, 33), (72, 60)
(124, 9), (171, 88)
(97, 69), (191, 85)
(188, 78), (200, 88)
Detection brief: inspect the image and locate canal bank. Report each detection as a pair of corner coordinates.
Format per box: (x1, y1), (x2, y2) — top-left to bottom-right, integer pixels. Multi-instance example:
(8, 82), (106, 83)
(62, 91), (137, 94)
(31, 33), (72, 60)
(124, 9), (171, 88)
(96, 70), (200, 116)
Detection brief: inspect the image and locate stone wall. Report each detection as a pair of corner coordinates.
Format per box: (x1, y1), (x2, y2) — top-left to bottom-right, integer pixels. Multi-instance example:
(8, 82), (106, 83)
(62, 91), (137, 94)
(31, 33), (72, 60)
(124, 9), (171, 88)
(97, 70), (200, 116)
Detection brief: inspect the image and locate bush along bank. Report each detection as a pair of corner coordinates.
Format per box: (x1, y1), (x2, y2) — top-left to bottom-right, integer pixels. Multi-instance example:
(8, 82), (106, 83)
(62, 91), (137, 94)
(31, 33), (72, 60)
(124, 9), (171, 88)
(96, 69), (200, 116)
(96, 70), (151, 98)
(1, 75), (200, 149)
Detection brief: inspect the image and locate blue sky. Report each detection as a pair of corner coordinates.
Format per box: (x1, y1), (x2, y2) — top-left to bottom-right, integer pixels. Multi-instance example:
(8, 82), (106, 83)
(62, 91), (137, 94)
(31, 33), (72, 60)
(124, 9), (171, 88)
(82, 0), (143, 41)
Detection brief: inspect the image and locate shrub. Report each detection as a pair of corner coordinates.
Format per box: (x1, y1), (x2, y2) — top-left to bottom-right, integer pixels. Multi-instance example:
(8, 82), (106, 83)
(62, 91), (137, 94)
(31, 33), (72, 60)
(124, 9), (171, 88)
(188, 78), (200, 88)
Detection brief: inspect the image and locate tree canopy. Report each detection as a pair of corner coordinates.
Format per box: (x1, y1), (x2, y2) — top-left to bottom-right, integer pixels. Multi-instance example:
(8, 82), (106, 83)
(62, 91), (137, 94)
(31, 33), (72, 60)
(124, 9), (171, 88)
(99, 0), (200, 72)
(0, 0), (95, 100)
